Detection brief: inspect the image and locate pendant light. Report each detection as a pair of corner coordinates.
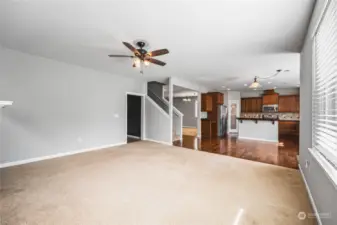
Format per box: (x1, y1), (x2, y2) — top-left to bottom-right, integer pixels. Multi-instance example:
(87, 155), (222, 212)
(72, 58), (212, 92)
(249, 77), (261, 89)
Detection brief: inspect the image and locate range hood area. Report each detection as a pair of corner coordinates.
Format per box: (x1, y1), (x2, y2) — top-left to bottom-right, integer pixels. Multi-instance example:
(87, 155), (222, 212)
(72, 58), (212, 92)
(262, 89), (279, 105)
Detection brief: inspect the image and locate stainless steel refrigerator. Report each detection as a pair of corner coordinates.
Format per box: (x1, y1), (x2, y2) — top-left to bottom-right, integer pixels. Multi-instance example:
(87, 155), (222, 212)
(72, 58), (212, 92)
(218, 105), (228, 137)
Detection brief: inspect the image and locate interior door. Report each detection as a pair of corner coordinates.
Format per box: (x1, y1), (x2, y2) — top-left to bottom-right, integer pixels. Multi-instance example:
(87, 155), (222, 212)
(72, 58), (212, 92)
(228, 100), (240, 133)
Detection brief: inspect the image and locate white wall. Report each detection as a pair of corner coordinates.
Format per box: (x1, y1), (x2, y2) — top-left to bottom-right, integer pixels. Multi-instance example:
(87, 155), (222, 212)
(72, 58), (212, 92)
(0, 109), (2, 163)
(299, 1), (337, 225)
(241, 88), (299, 98)
(238, 121), (278, 142)
(145, 98), (171, 144)
(169, 77), (208, 93)
(0, 47), (146, 165)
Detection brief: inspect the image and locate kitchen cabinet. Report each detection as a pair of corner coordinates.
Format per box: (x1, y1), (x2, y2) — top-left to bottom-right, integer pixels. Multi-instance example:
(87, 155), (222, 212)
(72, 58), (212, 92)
(279, 121), (299, 135)
(218, 93), (224, 105)
(295, 95), (300, 112)
(201, 120), (214, 138)
(241, 97), (262, 113)
(279, 95), (300, 112)
(262, 94), (278, 105)
(214, 92), (224, 105)
(241, 99), (246, 112)
(201, 94), (212, 112)
(208, 92), (224, 105)
(253, 98), (262, 112)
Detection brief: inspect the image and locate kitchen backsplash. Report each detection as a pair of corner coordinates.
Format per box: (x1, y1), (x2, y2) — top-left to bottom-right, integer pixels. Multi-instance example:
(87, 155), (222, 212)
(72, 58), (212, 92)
(240, 112), (300, 121)
(201, 112), (208, 119)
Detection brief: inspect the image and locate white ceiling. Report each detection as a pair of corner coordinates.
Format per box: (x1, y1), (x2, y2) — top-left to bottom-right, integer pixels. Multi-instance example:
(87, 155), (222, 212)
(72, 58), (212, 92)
(0, 0), (315, 91)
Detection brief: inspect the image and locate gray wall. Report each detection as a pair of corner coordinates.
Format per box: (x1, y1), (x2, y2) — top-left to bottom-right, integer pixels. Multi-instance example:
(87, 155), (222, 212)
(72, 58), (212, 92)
(145, 98), (171, 144)
(148, 82), (163, 98)
(299, 1), (337, 225)
(173, 97), (197, 127)
(0, 47), (146, 165)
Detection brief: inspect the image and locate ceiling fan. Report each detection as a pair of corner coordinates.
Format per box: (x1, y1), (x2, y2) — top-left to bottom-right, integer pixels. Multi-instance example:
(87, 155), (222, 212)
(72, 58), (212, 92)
(108, 41), (169, 74)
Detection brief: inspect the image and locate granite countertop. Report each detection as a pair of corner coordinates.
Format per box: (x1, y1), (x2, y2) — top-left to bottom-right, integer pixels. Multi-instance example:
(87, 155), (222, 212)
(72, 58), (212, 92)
(278, 119), (300, 122)
(236, 117), (278, 122)
(237, 117), (300, 122)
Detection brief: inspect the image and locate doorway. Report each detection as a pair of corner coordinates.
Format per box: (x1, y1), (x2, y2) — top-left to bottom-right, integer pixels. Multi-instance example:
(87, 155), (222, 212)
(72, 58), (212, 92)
(127, 94), (143, 143)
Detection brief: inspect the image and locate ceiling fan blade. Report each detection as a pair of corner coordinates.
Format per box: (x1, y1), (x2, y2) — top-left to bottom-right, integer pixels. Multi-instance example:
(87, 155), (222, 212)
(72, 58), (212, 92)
(108, 54), (133, 58)
(148, 49), (169, 57)
(122, 42), (140, 55)
(147, 58), (166, 66)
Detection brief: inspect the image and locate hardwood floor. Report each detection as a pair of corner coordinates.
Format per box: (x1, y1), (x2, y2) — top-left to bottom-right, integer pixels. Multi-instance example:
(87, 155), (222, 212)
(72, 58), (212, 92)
(173, 134), (299, 169)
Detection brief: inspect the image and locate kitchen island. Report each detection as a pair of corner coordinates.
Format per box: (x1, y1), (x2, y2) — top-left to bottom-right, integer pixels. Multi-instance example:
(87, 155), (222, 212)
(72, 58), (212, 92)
(237, 118), (279, 142)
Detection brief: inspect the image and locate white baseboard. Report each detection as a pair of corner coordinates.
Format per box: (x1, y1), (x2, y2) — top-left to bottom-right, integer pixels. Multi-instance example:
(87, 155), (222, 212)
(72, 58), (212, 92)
(299, 164), (322, 225)
(127, 135), (141, 139)
(238, 136), (278, 143)
(144, 138), (172, 146)
(0, 142), (127, 169)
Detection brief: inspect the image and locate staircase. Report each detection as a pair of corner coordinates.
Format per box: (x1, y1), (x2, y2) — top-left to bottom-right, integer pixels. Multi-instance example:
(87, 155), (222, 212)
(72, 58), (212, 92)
(147, 85), (183, 142)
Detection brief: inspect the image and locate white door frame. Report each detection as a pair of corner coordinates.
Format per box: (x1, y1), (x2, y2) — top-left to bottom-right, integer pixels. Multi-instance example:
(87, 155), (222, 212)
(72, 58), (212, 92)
(125, 92), (146, 141)
(228, 100), (240, 133)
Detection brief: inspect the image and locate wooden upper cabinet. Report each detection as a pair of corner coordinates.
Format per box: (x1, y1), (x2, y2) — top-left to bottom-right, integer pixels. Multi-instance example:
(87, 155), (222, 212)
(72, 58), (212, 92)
(256, 98), (262, 112)
(278, 95), (300, 112)
(262, 94), (279, 105)
(201, 94), (212, 112)
(241, 99), (246, 112)
(295, 95), (300, 112)
(278, 96), (287, 112)
(219, 93), (224, 105)
(212, 92), (224, 105)
(241, 97), (262, 112)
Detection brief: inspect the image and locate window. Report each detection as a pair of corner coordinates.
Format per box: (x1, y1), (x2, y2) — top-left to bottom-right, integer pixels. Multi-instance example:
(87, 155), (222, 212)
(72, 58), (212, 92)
(313, 0), (337, 167)
(195, 100), (198, 118)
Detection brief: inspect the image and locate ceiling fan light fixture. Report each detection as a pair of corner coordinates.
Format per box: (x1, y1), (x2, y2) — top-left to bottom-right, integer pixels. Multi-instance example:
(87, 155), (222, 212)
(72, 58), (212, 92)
(144, 60), (150, 66)
(134, 58), (141, 68)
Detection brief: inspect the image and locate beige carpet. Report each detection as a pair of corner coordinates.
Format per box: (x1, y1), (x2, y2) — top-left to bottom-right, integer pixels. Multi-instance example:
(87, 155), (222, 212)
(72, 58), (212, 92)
(0, 141), (315, 225)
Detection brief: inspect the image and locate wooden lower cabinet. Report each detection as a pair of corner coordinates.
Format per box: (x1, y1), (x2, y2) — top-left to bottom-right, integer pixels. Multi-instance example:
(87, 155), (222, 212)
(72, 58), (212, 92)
(201, 120), (217, 138)
(278, 121), (299, 135)
(201, 120), (212, 138)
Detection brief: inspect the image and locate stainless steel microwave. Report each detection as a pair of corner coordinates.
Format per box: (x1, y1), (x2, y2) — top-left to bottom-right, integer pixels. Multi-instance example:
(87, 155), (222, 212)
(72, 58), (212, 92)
(262, 104), (278, 112)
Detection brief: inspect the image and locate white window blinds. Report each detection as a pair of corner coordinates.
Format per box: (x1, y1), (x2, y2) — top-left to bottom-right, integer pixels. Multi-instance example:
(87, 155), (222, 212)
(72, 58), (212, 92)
(313, 0), (337, 167)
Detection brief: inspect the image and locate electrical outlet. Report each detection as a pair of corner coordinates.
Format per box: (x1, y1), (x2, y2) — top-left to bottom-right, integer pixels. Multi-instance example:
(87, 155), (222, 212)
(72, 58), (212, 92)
(77, 137), (83, 143)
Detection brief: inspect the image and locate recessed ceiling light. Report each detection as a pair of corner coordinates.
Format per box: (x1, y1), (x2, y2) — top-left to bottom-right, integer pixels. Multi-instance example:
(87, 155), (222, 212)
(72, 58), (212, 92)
(254, 89), (257, 91)
(222, 86), (226, 88)
(274, 86), (277, 89)
(227, 88), (231, 91)
(244, 84), (247, 86)
(268, 81), (272, 84)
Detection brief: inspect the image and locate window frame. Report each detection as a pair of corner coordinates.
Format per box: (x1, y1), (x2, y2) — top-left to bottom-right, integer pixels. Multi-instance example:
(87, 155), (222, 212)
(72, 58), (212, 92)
(311, 0), (337, 177)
